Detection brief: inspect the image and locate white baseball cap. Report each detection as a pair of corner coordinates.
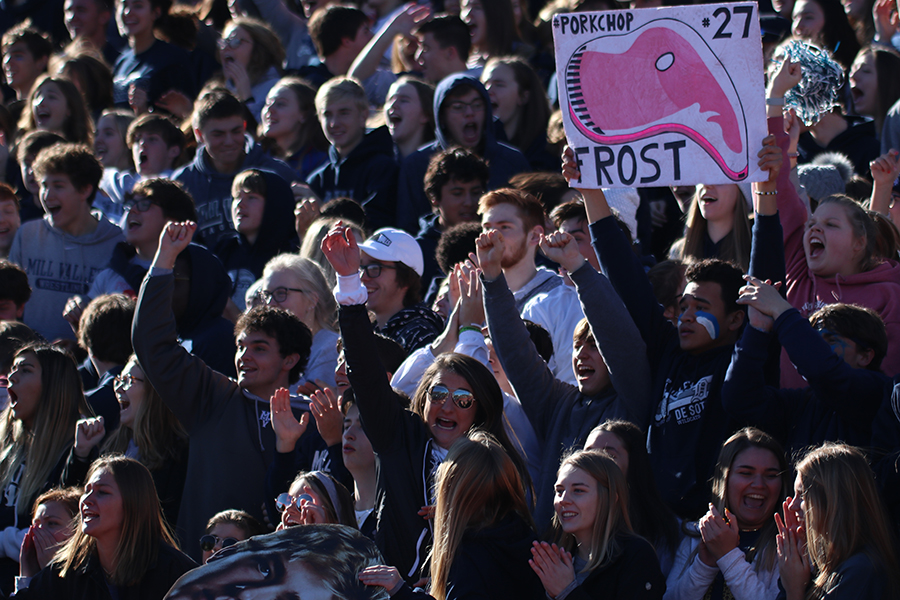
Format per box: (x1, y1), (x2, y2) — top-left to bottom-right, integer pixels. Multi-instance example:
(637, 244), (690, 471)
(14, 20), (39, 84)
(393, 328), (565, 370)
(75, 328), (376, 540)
(358, 228), (424, 277)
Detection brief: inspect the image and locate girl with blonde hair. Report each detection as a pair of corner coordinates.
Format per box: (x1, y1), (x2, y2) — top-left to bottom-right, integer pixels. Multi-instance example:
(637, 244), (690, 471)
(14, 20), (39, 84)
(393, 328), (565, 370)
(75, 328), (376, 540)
(530, 449), (665, 600)
(14, 456), (195, 596)
(430, 431), (542, 600)
(258, 254), (339, 386)
(777, 443), (900, 600)
(65, 354), (188, 530)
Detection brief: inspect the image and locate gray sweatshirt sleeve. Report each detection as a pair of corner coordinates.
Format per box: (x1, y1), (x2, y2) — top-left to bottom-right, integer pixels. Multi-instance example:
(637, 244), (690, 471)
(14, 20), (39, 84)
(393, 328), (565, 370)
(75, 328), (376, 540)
(482, 272), (582, 438)
(568, 262), (653, 430)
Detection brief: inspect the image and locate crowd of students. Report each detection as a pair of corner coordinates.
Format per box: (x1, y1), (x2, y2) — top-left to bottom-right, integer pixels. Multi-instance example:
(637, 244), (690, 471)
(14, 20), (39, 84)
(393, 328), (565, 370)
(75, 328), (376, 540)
(0, 0), (900, 597)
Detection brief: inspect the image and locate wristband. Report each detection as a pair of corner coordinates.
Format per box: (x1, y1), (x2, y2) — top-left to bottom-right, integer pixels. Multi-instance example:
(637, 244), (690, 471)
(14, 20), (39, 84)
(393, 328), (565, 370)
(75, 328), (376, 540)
(458, 325), (482, 334)
(754, 190), (778, 195)
(765, 97), (785, 106)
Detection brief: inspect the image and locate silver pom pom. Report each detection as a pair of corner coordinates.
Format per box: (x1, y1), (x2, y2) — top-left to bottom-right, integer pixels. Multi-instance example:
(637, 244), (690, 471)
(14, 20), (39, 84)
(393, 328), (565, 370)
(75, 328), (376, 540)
(777, 40), (844, 126)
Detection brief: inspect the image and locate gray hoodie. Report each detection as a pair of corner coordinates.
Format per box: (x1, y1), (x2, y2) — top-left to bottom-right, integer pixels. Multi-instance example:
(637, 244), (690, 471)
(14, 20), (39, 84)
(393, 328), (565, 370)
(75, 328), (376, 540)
(9, 213), (124, 341)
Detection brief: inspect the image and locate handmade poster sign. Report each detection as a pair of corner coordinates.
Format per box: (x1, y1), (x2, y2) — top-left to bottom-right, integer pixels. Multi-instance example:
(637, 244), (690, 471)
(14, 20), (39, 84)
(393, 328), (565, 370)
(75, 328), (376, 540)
(553, 3), (768, 188)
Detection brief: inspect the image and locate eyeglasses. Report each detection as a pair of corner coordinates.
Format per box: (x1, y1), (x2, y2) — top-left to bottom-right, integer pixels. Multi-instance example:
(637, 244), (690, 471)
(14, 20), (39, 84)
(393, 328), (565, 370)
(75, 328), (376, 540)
(199, 534), (238, 553)
(217, 36), (249, 50)
(255, 287), (307, 304)
(123, 197), (156, 213)
(275, 492), (314, 513)
(447, 99), (485, 114)
(428, 384), (476, 409)
(114, 373), (144, 390)
(359, 263), (397, 279)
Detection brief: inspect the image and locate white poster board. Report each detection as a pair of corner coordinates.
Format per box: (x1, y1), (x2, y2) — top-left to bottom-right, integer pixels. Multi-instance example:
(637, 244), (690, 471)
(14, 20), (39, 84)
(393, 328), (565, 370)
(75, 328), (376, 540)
(552, 3), (768, 188)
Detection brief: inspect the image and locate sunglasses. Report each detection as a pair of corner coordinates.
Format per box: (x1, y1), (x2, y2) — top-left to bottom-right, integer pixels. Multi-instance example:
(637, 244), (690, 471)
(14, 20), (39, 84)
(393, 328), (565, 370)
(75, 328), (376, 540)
(428, 384), (476, 410)
(275, 492), (314, 513)
(199, 534), (238, 553)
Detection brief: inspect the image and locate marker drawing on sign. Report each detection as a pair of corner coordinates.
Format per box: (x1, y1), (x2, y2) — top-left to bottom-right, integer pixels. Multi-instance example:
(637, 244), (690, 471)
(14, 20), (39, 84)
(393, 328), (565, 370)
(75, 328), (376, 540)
(565, 19), (749, 181)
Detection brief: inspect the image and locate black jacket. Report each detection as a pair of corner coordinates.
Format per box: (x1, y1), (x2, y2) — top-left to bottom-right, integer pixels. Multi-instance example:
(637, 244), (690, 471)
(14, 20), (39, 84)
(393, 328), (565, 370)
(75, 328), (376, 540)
(444, 513), (545, 600)
(340, 303), (435, 583)
(566, 533), (665, 600)
(306, 126), (399, 231)
(12, 543), (196, 600)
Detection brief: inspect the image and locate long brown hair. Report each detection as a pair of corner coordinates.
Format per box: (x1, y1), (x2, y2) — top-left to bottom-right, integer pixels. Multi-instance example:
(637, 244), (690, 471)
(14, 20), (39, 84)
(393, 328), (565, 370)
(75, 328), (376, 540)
(430, 431), (533, 600)
(259, 76), (328, 157)
(0, 344), (90, 520)
(483, 56), (550, 152)
(103, 356), (187, 471)
(796, 443), (900, 600)
(678, 186), (751, 272)
(221, 18), (285, 84)
(409, 353), (532, 497)
(18, 76), (94, 146)
(57, 456), (180, 586)
(549, 450), (632, 575)
(709, 427), (788, 572)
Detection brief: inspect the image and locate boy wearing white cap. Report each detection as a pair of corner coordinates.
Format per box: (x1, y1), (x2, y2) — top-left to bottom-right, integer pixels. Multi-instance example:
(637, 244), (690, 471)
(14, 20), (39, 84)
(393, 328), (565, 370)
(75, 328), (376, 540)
(336, 227), (443, 355)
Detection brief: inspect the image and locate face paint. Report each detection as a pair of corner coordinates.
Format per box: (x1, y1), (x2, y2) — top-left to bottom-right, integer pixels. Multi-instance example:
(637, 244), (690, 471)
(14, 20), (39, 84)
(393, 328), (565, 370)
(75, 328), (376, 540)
(816, 327), (848, 351)
(695, 310), (720, 340)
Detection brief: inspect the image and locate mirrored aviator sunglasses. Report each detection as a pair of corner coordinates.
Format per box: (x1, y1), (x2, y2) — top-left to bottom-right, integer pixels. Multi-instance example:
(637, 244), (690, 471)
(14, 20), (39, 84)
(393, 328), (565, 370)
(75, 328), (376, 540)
(428, 384), (476, 409)
(275, 492), (314, 513)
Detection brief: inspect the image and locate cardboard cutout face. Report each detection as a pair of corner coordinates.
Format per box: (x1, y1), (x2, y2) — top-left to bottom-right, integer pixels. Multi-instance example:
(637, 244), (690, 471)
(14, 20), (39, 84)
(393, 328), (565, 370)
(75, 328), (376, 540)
(165, 525), (390, 600)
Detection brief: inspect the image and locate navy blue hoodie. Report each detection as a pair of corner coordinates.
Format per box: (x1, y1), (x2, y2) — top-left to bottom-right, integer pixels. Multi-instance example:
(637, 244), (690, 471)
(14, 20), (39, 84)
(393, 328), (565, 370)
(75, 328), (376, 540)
(174, 135), (296, 249)
(109, 242), (237, 378)
(395, 74), (530, 233)
(213, 170), (298, 309)
(306, 125), (399, 231)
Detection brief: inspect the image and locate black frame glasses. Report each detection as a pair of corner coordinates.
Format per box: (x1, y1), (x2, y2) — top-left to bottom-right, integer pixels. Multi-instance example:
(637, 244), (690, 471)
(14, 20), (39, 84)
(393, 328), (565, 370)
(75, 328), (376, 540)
(428, 384), (476, 410)
(122, 197), (156, 213)
(256, 287), (307, 304)
(359, 263), (397, 279)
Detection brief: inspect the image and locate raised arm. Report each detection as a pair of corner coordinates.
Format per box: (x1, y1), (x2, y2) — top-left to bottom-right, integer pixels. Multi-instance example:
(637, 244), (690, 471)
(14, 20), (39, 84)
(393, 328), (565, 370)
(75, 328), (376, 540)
(869, 150), (900, 218)
(132, 222), (235, 432)
(561, 149), (674, 360)
(348, 5), (430, 82)
(721, 280), (790, 439)
(322, 224), (410, 451)
(766, 61), (810, 271)
(540, 231), (653, 430)
(479, 230), (576, 437)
